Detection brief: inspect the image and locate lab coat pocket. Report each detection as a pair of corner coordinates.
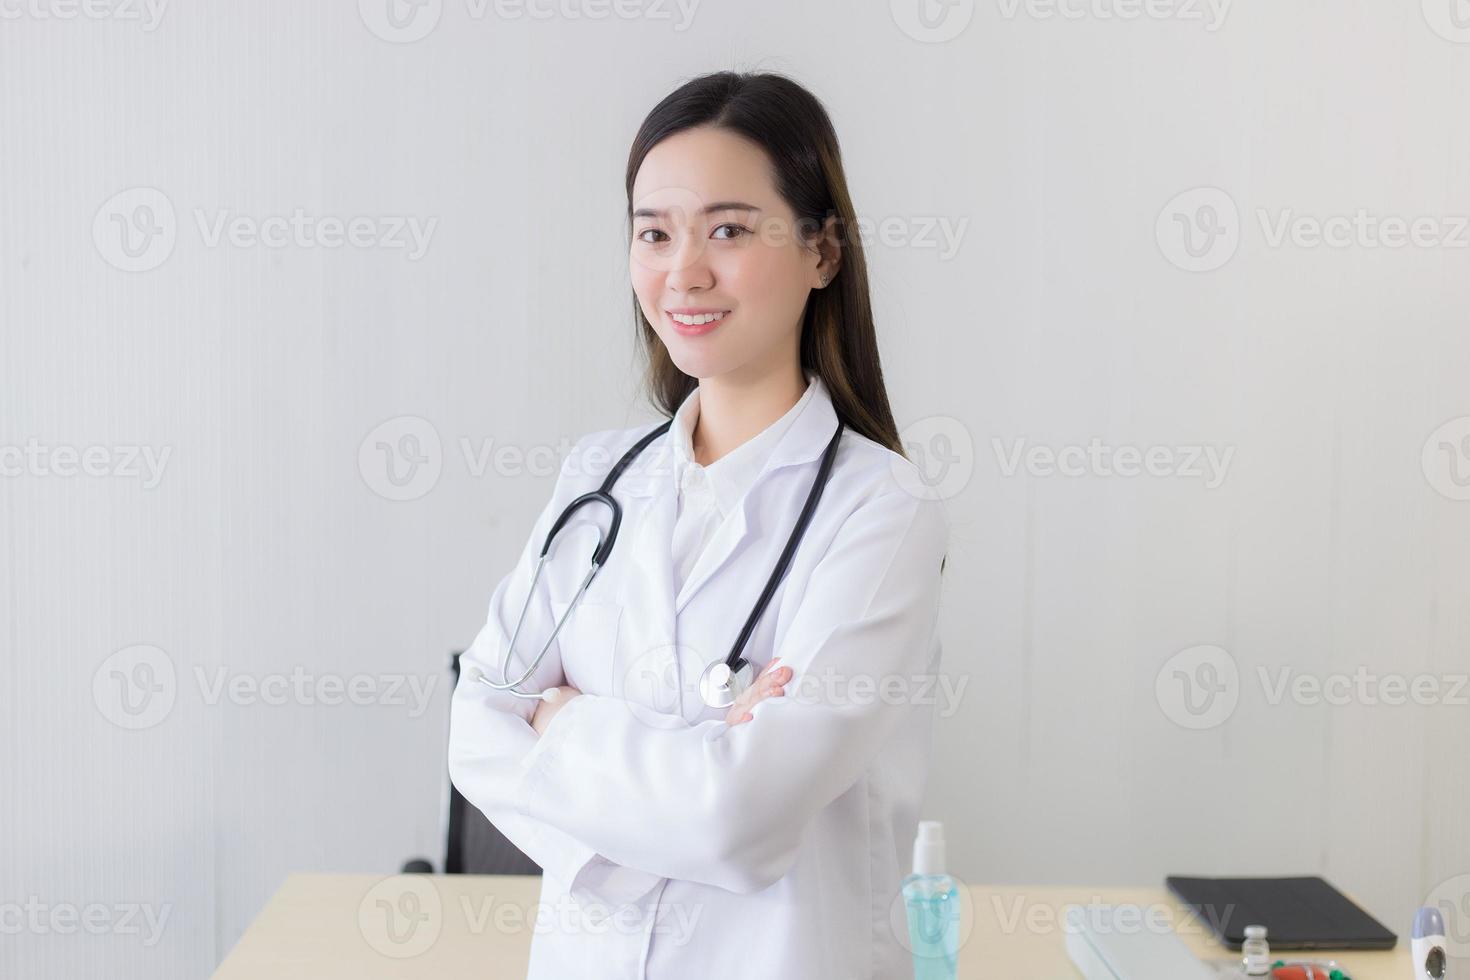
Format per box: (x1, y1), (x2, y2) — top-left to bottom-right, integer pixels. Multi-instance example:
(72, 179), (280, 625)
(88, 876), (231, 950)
(548, 599), (622, 693)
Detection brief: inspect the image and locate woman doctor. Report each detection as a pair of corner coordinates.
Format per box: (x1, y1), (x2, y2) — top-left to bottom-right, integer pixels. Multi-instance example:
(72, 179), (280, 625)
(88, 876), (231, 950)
(448, 71), (950, 980)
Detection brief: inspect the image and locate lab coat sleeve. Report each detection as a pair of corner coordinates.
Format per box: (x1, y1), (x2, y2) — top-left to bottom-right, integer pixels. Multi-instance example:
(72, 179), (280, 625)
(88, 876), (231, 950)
(515, 487), (950, 894)
(446, 446), (665, 911)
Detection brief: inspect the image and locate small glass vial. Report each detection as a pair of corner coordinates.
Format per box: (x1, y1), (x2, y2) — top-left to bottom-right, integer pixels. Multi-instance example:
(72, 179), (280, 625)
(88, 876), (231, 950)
(1241, 924), (1270, 976)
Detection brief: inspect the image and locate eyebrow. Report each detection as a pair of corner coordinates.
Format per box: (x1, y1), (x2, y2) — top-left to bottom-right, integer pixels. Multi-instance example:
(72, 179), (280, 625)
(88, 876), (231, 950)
(631, 201), (762, 219)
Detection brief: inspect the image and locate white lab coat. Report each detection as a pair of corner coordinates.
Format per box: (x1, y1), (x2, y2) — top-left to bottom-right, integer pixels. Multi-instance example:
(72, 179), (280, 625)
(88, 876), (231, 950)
(448, 376), (950, 980)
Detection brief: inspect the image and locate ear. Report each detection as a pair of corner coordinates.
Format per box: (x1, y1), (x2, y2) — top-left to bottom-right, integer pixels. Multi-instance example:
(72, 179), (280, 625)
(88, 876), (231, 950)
(813, 214), (843, 288)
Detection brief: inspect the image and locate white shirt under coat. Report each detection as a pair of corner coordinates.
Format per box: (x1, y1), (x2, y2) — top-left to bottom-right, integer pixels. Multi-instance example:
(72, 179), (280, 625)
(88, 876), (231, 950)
(448, 372), (951, 980)
(670, 372), (816, 595)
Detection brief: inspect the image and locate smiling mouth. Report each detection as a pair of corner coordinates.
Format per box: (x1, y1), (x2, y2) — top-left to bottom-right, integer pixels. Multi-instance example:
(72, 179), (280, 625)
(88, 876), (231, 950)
(665, 309), (731, 335)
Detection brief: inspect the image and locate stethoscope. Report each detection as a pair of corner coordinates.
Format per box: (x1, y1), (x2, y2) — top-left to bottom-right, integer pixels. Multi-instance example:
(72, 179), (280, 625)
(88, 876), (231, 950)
(472, 415), (845, 710)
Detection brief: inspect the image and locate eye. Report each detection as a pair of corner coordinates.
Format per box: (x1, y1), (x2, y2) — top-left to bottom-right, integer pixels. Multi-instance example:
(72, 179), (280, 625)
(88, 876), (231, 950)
(712, 223), (749, 241)
(636, 228), (669, 245)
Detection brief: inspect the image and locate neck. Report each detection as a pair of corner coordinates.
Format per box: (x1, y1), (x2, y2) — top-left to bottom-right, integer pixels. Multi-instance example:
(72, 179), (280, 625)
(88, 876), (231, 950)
(692, 363), (808, 467)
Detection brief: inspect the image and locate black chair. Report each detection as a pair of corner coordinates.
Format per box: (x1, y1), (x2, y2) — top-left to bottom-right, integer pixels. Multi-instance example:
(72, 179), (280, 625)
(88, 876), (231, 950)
(401, 652), (542, 876)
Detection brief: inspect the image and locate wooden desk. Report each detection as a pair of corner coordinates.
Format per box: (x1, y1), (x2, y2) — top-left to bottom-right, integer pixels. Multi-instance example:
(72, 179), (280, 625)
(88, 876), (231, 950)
(213, 874), (1413, 979)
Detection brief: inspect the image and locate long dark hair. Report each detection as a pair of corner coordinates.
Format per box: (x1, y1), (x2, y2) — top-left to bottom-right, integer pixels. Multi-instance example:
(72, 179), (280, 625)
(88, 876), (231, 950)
(625, 71), (905, 458)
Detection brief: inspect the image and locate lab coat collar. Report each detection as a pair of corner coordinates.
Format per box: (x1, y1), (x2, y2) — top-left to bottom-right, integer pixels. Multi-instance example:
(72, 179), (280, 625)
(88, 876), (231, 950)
(617, 371), (838, 499)
(668, 372), (818, 519)
(615, 371), (841, 618)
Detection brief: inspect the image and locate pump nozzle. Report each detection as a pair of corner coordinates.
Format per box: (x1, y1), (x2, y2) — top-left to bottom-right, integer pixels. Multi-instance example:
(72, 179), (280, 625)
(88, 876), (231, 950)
(913, 820), (947, 876)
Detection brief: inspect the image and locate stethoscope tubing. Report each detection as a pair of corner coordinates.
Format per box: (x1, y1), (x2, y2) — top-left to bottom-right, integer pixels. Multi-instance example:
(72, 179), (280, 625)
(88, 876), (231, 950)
(477, 414), (842, 706)
(719, 420), (844, 678)
(478, 420), (672, 700)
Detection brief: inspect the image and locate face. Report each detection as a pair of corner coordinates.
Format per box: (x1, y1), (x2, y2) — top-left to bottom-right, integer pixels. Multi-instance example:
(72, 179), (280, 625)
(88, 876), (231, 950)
(629, 125), (837, 383)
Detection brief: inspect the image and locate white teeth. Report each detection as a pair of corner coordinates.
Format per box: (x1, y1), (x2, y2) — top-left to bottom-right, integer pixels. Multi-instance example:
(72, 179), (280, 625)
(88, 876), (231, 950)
(670, 311), (728, 326)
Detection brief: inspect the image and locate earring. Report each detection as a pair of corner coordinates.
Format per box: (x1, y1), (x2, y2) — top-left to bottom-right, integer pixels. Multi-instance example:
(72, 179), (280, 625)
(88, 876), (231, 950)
(819, 273), (829, 287)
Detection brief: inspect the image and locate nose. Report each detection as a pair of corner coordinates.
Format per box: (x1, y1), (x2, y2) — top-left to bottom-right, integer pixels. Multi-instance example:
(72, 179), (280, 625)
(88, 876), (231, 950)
(663, 235), (714, 293)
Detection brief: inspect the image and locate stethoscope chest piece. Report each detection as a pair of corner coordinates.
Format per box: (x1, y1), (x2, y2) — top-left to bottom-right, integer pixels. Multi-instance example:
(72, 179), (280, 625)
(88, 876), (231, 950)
(699, 658), (754, 710)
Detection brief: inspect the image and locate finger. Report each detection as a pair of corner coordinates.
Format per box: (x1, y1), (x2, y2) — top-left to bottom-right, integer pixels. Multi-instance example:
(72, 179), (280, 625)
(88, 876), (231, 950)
(752, 667), (791, 698)
(727, 666), (793, 724)
(741, 671), (784, 706)
(758, 663), (792, 689)
(727, 678), (778, 723)
(725, 706), (755, 726)
(740, 676), (788, 712)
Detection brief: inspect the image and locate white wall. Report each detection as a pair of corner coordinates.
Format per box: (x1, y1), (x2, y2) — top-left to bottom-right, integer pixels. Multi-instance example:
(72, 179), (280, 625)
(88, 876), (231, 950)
(3, 1), (1468, 976)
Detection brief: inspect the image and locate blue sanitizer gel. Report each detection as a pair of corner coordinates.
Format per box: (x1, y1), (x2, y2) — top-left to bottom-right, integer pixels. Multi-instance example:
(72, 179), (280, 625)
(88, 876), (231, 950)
(902, 820), (961, 980)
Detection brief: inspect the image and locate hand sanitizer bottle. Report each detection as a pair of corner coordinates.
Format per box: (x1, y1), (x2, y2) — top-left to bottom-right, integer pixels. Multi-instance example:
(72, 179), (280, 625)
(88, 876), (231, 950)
(902, 820), (961, 980)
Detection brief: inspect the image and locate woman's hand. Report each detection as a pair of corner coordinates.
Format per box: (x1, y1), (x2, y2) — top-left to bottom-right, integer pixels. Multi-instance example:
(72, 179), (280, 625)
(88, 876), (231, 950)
(529, 663), (792, 735)
(725, 659), (793, 726)
(531, 685), (583, 737)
